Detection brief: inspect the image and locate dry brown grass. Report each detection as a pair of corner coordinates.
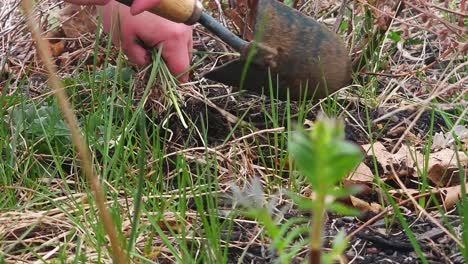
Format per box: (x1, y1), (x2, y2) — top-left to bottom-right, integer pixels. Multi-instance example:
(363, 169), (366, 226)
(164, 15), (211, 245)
(1, 0), (466, 263)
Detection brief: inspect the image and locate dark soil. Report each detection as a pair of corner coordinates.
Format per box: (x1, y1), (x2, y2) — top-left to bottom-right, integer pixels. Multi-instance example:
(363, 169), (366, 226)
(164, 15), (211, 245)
(152, 84), (460, 264)
(330, 214), (464, 264)
(218, 210), (465, 263)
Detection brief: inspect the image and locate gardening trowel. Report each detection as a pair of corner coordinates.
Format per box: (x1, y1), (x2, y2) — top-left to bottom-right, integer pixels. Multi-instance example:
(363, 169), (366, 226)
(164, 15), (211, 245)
(116, 0), (352, 100)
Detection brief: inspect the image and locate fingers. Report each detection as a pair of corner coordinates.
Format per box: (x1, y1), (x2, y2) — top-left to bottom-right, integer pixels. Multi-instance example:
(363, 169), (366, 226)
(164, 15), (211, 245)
(101, 2), (150, 66)
(63, 0), (110, 5)
(100, 1), (193, 77)
(122, 40), (151, 66)
(130, 0), (161, 15)
(160, 40), (192, 82)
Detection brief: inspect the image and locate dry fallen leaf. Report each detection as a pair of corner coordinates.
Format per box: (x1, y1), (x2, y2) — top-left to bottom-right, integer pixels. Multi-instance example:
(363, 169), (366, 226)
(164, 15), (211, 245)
(360, 140), (466, 212)
(348, 163), (375, 182)
(48, 41), (65, 57)
(55, 4), (97, 39)
(362, 142), (392, 174)
(441, 183), (468, 209)
(427, 148), (468, 187)
(44, 29), (66, 57)
(431, 125), (468, 151)
(432, 132), (448, 151)
(343, 179), (373, 196)
(364, 142), (415, 179)
(350, 196), (382, 214)
(391, 144), (425, 177)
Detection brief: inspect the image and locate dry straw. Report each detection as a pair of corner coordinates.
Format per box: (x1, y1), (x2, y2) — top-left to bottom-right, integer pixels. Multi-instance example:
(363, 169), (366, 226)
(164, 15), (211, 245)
(19, 0), (127, 263)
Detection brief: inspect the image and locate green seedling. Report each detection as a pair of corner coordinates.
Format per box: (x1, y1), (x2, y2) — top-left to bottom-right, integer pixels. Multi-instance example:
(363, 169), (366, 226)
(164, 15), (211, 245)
(233, 114), (364, 264)
(289, 114), (364, 264)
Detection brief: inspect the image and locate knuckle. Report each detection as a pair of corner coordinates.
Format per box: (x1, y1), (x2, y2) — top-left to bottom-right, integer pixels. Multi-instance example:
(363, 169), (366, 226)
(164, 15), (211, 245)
(169, 26), (192, 40)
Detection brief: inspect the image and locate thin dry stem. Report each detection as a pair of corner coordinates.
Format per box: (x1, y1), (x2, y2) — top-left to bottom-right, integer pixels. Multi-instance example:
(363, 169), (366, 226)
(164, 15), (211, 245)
(389, 164), (464, 249)
(19, 0), (127, 263)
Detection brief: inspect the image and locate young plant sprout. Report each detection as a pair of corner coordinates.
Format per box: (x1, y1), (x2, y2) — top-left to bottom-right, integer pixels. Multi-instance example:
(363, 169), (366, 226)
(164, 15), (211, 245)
(289, 114), (364, 264)
(233, 114), (364, 264)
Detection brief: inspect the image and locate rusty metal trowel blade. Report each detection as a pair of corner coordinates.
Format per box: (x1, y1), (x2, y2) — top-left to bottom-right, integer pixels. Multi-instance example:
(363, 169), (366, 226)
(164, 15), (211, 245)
(203, 0), (352, 101)
(203, 59), (270, 92)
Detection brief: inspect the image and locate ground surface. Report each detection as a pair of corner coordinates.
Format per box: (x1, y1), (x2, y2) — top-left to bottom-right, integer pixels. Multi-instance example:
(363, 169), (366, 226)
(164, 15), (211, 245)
(0, 0), (467, 263)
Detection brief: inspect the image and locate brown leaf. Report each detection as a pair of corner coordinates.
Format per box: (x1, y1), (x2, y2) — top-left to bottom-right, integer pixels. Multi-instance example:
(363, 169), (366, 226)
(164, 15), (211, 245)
(343, 179), (373, 196)
(427, 148), (468, 187)
(348, 163), (374, 182)
(392, 144), (425, 175)
(442, 183), (468, 209)
(56, 4), (98, 38)
(362, 142), (392, 174)
(362, 142), (425, 178)
(158, 218), (183, 233)
(350, 196), (382, 214)
(44, 29), (66, 57)
(48, 41), (65, 57)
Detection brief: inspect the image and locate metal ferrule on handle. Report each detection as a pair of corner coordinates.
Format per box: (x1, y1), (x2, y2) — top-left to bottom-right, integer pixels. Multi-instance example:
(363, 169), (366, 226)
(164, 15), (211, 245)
(198, 12), (248, 52)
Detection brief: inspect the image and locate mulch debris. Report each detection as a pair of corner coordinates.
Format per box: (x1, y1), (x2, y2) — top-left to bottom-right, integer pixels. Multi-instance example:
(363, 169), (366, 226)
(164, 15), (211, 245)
(1, 0), (466, 263)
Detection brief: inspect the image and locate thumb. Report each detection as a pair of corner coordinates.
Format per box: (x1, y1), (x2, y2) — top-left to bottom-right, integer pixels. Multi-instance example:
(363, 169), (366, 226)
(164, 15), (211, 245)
(130, 0), (161, 15)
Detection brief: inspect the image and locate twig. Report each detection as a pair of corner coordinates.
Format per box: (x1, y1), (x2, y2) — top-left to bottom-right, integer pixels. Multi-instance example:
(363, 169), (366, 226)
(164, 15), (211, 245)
(403, 0), (466, 39)
(389, 164), (464, 249)
(356, 229), (415, 251)
(459, 0), (466, 32)
(333, 0), (348, 33)
(346, 191), (432, 241)
(361, 48), (453, 78)
(356, 0), (438, 36)
(20, 0), (127, 263)
(427, 2), (468, 17)
(372, 60), (468, 124)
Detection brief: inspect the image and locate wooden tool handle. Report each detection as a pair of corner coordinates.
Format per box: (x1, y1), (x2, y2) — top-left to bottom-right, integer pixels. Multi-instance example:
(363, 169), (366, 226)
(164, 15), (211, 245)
(117, 0), (248, 51)
(117, 0), (203, 25)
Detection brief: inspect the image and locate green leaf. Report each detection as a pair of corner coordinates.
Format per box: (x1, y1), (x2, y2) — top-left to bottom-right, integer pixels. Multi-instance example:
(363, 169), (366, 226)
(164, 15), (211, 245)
(286, 190), (316, 210)
(387, 31), (401, 42)
(405, 38), (423, 45)
(283, 0), (294, 7)
(327, 141), (364, 183)
(327, 185), (364, 198)
(328, 202), (361, 216)
(289, 130), (322, 187)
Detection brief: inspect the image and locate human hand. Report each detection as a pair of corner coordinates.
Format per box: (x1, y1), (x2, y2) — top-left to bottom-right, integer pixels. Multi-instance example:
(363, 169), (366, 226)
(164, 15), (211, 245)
(101, 1), (193, 82)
